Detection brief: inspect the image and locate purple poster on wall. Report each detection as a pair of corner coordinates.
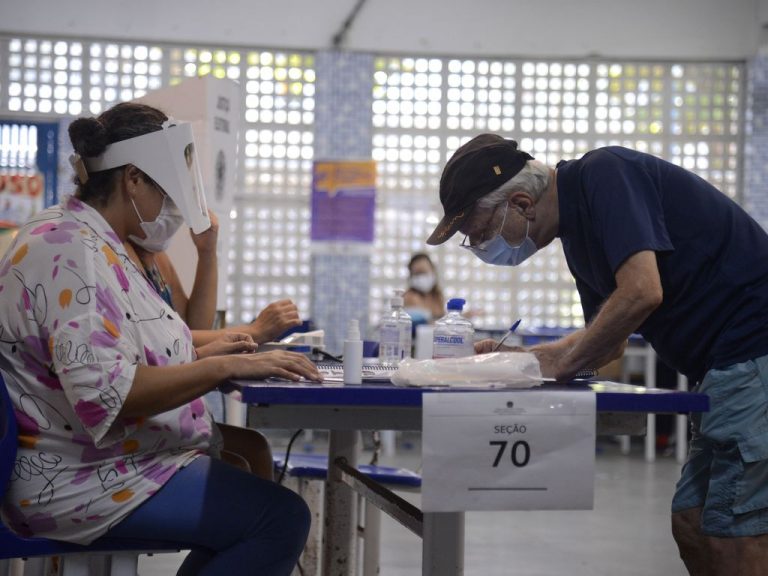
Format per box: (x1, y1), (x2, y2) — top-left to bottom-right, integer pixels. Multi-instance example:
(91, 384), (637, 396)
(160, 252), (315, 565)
(310, 160), (376, 243)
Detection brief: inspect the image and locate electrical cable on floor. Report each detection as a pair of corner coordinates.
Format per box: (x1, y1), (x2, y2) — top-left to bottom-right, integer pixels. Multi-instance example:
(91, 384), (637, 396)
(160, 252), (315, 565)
(369, 430), (381, 466)
(277, 428), (304, 485)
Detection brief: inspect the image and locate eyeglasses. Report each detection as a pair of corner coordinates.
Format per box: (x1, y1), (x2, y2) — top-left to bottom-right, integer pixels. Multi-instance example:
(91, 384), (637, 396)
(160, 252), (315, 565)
(460, 203), (509, 254)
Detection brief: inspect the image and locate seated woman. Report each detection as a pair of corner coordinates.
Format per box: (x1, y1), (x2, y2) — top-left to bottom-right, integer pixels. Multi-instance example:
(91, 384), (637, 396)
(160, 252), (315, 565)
(403, 252), (446, 322)
(0, 102), (320, 575)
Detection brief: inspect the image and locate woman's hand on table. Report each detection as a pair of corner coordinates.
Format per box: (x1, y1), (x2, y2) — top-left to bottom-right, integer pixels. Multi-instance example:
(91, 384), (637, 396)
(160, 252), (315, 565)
(195, 333), (258, 359)
(225, 350), (323, 382)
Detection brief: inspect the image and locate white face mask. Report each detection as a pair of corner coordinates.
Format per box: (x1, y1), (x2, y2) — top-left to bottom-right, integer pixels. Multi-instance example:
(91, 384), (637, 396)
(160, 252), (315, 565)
(409, 272), (436, 293)
(129, 194), (185, 253)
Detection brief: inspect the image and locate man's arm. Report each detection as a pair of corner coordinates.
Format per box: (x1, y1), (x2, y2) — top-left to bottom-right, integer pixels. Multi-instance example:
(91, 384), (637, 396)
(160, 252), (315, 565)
(533, 250), (662, 380)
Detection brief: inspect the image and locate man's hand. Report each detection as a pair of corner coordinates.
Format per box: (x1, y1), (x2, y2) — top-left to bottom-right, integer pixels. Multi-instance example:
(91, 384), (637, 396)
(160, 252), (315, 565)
(196, 332), (258, 359)
(191, 209), (219, 256)
(248, 299), (303, 344)
(528, 345), (567, 380)
(474, 339), (525, 354)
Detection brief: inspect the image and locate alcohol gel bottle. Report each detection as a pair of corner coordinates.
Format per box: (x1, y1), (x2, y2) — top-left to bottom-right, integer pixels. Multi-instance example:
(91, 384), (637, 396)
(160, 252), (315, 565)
(343, 319), (363, 385)
(432, 298), (475, 359)
(379, 290), (413, 366)
(396, 290), (413, 362)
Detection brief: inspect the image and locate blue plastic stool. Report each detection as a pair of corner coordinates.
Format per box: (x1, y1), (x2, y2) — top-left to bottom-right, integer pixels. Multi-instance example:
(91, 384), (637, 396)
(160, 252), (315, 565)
(0, 373), (191, 575)
(274, 453), (421, 488)
(274, 453), (421, 576)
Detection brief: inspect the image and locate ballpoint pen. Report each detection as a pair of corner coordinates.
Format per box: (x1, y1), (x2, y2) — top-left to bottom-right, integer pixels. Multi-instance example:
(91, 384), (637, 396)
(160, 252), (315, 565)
(493, 318), (521, 351)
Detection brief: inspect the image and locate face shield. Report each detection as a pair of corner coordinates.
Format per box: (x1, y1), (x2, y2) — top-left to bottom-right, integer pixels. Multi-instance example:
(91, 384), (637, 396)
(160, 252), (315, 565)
(83, 121), (211, 233)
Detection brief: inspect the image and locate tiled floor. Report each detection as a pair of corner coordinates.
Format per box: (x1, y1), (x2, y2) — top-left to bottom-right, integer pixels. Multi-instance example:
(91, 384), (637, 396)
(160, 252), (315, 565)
(138, 440), (687, 576)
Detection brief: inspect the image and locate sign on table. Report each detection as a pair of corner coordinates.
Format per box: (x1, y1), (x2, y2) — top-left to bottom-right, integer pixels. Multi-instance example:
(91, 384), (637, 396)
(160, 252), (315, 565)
(422, 390), (596, 512)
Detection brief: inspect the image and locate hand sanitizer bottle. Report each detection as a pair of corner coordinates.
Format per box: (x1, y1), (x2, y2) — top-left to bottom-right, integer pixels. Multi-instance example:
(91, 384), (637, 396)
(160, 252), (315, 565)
(343, 319), (363, 385)
(432, 298), (475, 359)
(379, 290), (412, 366)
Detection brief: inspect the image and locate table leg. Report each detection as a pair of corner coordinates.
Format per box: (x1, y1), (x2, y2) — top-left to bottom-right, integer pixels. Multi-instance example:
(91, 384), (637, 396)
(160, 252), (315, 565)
(422, 512), (464, 576)
(224, 392), (244, 426)
(644, 347), (656, 462)
(322, 430), (359, 576)
(676, 373), (689, 464)
(362, 498), (381, 576)
(619, 360), (631, 455)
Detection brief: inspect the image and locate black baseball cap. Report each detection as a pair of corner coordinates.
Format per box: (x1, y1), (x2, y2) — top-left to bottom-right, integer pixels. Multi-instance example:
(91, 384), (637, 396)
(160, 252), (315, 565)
(426, 134), (533, 245)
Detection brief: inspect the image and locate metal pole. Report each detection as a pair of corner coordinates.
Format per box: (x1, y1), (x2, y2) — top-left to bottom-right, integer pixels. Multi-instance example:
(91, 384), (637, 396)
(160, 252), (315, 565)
(362, 500), (381, 576)
(676, 373), (689, 464)
(644, 347), (657, 462)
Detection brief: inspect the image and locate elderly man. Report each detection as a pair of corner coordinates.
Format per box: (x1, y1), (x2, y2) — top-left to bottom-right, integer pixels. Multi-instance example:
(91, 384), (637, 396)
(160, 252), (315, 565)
(426, 134), (768, 576)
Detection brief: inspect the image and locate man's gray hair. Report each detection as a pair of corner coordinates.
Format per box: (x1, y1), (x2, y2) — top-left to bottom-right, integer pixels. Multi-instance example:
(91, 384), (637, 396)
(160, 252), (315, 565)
(476, 160), (550, 209)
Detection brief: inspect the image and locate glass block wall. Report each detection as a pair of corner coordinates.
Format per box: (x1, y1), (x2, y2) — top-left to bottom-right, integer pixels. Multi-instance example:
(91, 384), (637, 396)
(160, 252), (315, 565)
(0, 35), (317, 327)
(0, 34), (745, 333)
(744, 53), (768, 233)
(226, 50), (315, 325)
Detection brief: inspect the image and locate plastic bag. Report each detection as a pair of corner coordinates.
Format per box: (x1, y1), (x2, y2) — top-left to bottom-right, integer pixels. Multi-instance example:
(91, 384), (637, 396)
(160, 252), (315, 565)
(391, 352), (545, 388)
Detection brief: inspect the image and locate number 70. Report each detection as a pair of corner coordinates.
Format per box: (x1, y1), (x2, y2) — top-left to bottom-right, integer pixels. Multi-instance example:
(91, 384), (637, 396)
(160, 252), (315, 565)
(490, 440), (531, 467)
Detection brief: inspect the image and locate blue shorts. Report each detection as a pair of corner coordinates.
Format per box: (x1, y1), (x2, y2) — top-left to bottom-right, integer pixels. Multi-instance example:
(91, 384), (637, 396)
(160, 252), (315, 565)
(672, 354), (768, 537)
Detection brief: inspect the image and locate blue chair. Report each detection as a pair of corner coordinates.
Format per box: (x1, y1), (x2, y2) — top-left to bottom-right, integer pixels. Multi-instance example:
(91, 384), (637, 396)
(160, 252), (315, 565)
(0, 373), (191, 575)
(274, 452), (421, 576)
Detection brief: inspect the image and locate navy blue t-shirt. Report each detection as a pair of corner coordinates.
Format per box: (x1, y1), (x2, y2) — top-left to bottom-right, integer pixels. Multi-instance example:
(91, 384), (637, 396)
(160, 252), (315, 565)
(557, 146), (768, 383)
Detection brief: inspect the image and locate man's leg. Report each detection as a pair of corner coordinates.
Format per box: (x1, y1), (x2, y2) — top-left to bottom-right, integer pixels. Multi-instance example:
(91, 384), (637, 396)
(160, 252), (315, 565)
(709, 533), (768, 575)
(672, 507), (714, 576)
(673, 507), (768, 576)
(673, 356), (768, 576)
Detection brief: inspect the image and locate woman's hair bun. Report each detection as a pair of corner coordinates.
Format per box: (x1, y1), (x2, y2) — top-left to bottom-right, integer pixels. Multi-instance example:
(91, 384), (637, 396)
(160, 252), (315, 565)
(68, 117), (109, 158)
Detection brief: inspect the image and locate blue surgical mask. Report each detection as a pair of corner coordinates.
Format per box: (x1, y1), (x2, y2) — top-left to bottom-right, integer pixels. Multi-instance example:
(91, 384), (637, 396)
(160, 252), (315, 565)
(462, 204), (538, 266)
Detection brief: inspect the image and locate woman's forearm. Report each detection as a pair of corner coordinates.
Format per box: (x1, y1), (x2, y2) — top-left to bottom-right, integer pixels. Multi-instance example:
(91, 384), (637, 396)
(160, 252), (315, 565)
(120, 357), (230, 419)
(184, 249), (218, 330)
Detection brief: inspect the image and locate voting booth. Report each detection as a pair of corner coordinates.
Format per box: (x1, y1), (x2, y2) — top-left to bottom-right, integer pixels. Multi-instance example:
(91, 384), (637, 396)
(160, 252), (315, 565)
(135, 76), (241, 317)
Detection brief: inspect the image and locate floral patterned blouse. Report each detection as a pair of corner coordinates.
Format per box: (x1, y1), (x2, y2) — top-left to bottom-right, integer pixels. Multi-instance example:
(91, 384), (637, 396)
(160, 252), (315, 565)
(0, 195), (216, 544)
